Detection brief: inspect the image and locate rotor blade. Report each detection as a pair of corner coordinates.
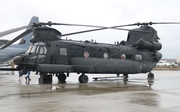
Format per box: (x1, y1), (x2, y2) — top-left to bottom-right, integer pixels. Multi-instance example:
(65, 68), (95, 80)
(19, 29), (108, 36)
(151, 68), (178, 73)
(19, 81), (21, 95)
(0, 28), (33, 50)
(150, 22), (180, 25)
(53, 24), (135, 31)
(56, 22), (180, 27)
(51, 23), (137, 27)
(0, 25), (31, 37)
(48, 22), (110, 28)
(61, 28), (107, 37)
(40, 22), (137, 28)
(61, 25), (150, 37)
(133, 22), (180, 26)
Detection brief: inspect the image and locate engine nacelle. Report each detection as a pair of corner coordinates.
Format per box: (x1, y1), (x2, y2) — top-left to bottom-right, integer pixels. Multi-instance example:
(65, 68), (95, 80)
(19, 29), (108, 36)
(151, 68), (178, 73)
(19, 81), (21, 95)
(136, 39), (162, 50)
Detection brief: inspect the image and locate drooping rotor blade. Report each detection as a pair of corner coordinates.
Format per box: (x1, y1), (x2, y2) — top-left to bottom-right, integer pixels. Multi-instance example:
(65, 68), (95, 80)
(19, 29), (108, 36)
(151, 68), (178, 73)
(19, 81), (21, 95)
(41, 22), (110, 27)
(0, 25), (31, 37)
(0, 28), (33, 50)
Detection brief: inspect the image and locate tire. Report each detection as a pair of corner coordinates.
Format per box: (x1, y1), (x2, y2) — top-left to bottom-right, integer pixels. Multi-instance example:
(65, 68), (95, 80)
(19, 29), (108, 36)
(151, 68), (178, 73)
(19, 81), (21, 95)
(148, 72), (154, 79)
(78, 74), (89, 83)
(58, 74), (66, 82)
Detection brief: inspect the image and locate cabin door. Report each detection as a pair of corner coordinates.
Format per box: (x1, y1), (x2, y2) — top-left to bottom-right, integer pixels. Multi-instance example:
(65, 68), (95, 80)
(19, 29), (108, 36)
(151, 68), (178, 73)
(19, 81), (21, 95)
(57, 46), (69, 65)
(50, 43), (69, 65)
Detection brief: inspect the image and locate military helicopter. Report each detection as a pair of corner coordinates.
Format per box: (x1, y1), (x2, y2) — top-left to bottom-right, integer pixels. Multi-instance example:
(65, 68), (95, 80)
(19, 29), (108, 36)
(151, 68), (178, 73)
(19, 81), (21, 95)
(0, 21), (179, 84)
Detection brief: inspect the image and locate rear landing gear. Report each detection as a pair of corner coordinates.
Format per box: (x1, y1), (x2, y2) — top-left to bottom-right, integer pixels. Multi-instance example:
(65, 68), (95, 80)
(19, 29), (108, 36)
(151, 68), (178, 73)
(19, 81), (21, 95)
(78, 73), (89, 83)
(147, 72), (154, 80)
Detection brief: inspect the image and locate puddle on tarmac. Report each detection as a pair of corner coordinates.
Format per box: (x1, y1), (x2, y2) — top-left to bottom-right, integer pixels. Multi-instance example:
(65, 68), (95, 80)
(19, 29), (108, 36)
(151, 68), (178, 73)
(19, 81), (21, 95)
(0, 80), (153, 99)
(129, 92), (160, 107)
(40, 80), (153, 95)
(0, 72), (156, 101)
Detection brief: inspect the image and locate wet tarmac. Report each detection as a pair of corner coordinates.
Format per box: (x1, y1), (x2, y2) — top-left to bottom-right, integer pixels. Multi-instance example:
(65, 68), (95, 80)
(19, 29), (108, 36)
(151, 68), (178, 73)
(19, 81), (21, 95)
(0, 71), (180, 112)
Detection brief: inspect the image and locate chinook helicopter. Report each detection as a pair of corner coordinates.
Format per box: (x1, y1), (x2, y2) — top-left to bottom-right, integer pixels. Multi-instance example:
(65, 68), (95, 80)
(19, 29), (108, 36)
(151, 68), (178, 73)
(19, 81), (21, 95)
(0, 21), (179, 84)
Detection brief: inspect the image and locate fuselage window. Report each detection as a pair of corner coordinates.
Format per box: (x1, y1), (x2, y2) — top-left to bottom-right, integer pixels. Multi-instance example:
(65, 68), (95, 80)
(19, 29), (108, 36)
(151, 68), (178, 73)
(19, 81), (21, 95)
(135, 54), (142, 61)
(60, 48), (67, 55)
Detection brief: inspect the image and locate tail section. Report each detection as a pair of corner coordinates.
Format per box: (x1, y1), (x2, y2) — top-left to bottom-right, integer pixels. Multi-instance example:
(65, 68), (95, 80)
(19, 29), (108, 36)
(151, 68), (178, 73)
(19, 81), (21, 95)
(18, 16), (39, 48)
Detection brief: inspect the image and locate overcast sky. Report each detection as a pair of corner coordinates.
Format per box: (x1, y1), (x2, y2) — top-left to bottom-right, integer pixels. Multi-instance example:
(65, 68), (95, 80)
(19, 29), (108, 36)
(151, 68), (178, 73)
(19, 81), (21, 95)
(0, 0), (180, 59)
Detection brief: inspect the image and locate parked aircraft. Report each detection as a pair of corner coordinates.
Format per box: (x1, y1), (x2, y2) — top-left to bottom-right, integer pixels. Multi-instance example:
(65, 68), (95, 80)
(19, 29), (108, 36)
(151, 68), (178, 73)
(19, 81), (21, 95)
(0, 16), (39, 66)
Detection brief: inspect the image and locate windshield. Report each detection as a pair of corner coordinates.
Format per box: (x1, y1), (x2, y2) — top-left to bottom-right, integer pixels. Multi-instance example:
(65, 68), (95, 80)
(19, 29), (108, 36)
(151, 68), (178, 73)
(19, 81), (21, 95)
(26, 44), (47, 54)
(26, 45), (38, 53)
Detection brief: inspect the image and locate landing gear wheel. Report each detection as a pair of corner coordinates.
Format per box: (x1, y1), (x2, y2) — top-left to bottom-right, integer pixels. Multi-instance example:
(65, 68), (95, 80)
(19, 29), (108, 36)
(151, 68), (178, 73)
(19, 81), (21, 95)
(58, 74), (66, 83)
(78, 73), (89, 83)
(147, 72), (154, 79)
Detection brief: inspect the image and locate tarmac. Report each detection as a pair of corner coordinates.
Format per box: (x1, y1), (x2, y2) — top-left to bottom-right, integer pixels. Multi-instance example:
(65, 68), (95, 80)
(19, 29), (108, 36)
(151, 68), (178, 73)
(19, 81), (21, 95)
(0, 70), (180, 112)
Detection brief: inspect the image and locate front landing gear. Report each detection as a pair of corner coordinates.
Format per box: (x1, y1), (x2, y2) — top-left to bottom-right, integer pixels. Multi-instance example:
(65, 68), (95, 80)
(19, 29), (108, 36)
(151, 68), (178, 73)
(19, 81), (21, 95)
(147, 72), (154, 80)
(78, 73), (89, 83)
(57, 73), (67, 83)
(39, 73), (52, 84)
(123, 74), (129, 81)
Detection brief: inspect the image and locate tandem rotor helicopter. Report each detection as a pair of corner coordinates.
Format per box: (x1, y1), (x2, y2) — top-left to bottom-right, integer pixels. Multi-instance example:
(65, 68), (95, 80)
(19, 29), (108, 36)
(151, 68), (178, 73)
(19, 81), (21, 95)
(0, 20), (179, 84)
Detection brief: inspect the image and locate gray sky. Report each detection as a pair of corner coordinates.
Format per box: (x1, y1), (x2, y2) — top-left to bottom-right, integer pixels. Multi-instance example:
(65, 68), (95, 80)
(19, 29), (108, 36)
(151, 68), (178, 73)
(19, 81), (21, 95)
(0, 0), (180, 59)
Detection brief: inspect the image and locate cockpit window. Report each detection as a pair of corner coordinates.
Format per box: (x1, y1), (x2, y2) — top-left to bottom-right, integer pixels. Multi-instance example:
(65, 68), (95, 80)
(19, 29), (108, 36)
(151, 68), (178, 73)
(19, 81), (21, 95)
(35, 46), (39, 53)
(39, 47), (47, 54)
(43, 47), (47, 54)
(39, 47), (44, 54)
(26, 43), (47, 54)
(26, 46), (32, 53)
(26, 45), (38, 53)
(31, 46), (37, 53)
(25, 42), (46, 63)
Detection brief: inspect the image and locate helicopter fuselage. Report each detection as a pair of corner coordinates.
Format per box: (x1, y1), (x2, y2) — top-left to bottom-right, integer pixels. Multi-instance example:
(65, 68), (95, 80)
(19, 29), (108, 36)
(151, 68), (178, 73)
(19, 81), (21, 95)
(13, 39), (162, 75)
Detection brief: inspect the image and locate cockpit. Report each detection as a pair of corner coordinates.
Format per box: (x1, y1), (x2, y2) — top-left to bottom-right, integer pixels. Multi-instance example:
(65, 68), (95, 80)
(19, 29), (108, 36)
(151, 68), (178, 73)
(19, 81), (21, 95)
(25, 42), (47, 64)
(26, 43), (47, 54)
